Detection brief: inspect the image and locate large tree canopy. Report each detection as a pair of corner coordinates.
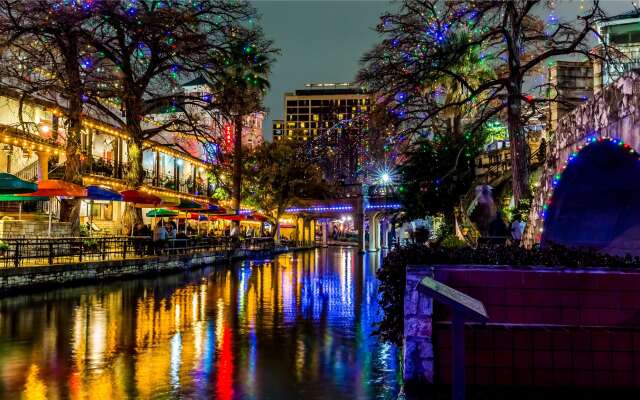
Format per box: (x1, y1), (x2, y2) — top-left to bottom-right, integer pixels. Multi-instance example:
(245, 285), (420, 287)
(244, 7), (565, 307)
(360, 0), (617, 205)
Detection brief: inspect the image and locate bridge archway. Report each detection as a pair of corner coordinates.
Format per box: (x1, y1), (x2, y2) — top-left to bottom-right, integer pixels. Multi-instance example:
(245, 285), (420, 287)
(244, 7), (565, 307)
(541, 138), (640, 254)
(526, 71), (640, 248)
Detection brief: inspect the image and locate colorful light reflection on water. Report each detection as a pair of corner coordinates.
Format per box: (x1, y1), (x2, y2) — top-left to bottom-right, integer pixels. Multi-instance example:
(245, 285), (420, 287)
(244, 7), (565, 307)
(0, 248), (400, 399)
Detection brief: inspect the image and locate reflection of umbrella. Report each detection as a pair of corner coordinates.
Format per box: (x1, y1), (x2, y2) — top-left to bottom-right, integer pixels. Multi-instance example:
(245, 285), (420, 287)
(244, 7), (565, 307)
(0, 194), (48, 221)
(24, 180), (87, 236)
(84, 186), (123, 237)
(121, 190), (161, 208)
(146, 208), (178, 217)
(0, 173), (37, 194)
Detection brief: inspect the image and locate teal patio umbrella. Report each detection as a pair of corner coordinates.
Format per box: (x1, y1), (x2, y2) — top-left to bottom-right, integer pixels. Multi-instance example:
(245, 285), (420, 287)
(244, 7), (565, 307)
(0, 174), (38, 221)
(0, 173), (37, 194)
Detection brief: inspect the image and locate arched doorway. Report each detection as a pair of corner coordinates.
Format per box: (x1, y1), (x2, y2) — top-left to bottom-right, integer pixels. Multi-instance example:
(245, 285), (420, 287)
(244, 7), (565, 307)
(542, 139), (640, 255)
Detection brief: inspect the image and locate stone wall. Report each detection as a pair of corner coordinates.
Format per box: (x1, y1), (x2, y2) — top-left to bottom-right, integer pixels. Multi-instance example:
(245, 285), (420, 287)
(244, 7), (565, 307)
(0, 252), (227, 292)
(0, 220), (72, 238)
(404, 266), (435, 384)
(405, 264), (640, 388)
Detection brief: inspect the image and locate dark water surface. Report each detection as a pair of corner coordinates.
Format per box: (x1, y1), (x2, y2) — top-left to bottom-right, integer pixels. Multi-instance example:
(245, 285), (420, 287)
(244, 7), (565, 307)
(0, 247), (400, 399)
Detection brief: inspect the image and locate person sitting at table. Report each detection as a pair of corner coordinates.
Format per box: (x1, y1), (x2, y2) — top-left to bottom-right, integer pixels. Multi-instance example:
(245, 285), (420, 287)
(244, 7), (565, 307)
(153, 222), (168, 255)
(166, 223), (177, 240)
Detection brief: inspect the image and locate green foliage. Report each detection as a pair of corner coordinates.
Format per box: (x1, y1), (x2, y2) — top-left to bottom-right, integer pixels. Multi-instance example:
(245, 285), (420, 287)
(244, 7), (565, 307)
(244, 142), (327, 230)
(82, 238), (98, 251)
(398, 131), (484, 221)
(440, 234), (467, 249)
(378, 243), (640, 345)
(0, 240), (9, 252)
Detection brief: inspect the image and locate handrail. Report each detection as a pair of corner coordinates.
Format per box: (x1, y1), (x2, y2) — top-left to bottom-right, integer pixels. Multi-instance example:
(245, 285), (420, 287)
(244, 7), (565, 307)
(0, 235), (309, 268)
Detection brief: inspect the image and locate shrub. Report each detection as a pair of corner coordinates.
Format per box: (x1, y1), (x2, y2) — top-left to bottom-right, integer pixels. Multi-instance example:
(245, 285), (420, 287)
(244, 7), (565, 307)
(440, 234), (468, 249)
(376, 243), (640, 345)
(0, 240), (10, 252)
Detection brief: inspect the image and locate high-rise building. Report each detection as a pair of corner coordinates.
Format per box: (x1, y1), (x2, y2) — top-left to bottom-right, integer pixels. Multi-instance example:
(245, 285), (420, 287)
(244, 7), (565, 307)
(273, 83), (373, 183)
(273, 83), (371, 142)
(548, 60), (593, 133)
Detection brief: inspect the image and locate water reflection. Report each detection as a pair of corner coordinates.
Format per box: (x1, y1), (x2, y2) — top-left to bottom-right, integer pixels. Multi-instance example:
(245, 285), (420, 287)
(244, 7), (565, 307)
(0, 248), (399, 399)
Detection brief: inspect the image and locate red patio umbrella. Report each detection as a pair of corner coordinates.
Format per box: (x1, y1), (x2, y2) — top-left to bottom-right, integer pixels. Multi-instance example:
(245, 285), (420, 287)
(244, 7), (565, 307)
(120, 190), (161, 208)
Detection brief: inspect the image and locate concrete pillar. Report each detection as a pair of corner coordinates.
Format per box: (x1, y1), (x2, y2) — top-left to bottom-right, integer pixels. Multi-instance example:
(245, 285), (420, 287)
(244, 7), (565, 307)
(321, 222), (328, 247)
(296, 217), (304, 243)
(356, 196), (365, 253)
(37, 151), (49, 180)
(310, 219), (316, 245)
(381, 219), (389, 250)
(368, 214), (379, 252)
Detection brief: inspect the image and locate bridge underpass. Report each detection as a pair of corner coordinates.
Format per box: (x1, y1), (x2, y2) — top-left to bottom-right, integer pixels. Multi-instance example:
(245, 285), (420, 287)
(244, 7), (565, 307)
(285, 189), (401, 252)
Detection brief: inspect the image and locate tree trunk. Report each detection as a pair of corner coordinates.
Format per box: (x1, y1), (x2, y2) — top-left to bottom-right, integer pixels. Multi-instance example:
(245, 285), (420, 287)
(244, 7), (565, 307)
(272, 208), (283, 244)
(506, 5), (528, 207)
(59, 35), (83, 235)
(506, 81), (528, 206)
(122, 138), (144, 235)
(232, 114), (243, 233)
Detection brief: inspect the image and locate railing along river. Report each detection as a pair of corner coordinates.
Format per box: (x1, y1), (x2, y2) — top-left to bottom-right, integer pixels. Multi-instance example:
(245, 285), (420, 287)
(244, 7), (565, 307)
(0, 236), (313, 268)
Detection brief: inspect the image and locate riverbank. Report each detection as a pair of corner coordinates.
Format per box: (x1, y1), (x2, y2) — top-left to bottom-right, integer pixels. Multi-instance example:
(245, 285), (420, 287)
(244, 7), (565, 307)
(0, 244), (316, 295)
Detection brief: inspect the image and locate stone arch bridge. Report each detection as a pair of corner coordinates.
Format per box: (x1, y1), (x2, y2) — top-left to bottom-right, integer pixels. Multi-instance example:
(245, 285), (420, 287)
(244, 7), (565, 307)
(286, 184), (401, 252)
(525, 70), (640, 255)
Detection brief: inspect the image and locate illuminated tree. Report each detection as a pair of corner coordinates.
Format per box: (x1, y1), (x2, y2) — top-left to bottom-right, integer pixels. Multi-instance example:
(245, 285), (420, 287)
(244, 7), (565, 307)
(0, 0), (101, 231)
(215, 36), (274, 224)
(360, 0), (617, 206)
(244, 142), (326, 243)
(81, 0), (261, 232)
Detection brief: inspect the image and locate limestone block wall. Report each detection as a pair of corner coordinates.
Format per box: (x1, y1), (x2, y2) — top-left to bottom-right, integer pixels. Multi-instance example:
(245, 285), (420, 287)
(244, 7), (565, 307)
(0, 252), (225, 292)
(0, 220), (72, 238)
(404, 266), (434, 384)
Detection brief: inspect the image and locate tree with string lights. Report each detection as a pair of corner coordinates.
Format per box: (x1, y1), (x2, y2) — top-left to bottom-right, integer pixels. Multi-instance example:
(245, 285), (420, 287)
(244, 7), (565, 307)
(360, 0), (618, 207)
(243, 141), (326, 243)
(0, 0), (102, 231)
(0, 0), (271, 234)
(81, 0), (265, 232)
(213, 36), (275, 226)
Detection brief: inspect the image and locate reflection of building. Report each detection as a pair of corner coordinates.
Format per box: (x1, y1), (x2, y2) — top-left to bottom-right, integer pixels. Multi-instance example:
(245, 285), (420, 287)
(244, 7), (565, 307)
(596, 10), (640, 91)
(272, 83), (371, 142)
(548, 60), (593, 133)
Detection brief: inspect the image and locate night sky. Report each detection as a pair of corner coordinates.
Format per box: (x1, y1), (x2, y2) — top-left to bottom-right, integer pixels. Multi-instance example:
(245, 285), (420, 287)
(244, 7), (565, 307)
(253, 1), (394, 141)
(253, 0), (632, 141)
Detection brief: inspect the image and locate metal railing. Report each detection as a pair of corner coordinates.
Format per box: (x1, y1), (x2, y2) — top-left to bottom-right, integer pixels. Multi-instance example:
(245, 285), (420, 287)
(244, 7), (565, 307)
(0, 236), (302, 268)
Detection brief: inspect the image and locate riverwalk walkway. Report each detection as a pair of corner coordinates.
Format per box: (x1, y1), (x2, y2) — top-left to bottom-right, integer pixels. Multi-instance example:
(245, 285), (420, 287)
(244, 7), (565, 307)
(0, 236), (317, 293)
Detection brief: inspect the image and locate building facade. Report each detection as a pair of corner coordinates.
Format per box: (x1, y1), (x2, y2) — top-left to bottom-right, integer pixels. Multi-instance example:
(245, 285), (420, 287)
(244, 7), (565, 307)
(273, 83), (373, 183)
(273, 83), (371, 142)
(596, 10), (640, 91)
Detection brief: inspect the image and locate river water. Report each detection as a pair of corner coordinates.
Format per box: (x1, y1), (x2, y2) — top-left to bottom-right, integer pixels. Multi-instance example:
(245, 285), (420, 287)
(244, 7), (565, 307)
(0, 247), (401, 399)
